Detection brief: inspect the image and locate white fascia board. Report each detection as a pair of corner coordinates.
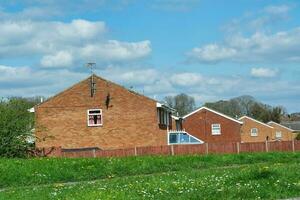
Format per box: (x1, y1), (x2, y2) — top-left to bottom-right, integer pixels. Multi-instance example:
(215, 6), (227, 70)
(267, 121), (294, 132)
(239, 116), (274, 129)
(183, 106), (243, 124)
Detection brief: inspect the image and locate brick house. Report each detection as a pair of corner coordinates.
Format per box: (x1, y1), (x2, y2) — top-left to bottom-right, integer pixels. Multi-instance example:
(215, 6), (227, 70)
(239, 116), (274, 143)
(267, 121), (295, 141)
(34, 74), (175, 150)
(181, 107), (243, 143)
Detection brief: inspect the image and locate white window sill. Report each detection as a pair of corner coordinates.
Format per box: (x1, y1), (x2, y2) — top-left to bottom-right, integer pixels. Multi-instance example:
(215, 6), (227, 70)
(88, 124), (103, 127)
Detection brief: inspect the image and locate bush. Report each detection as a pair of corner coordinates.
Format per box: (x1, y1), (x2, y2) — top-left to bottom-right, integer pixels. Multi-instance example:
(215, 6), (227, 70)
(0, 98), (35, 157)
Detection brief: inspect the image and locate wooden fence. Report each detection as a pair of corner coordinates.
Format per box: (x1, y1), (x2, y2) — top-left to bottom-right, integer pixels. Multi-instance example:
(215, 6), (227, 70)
(47, 140), (300, 158)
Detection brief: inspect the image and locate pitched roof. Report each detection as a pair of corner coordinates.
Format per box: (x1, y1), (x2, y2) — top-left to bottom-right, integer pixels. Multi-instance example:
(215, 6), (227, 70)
(267, 121), (294, 132)
(239, 116), (274, 129)
(183, 106), (243, 124)
(280, 121), (300, 131)
(36, 74), (159, 108)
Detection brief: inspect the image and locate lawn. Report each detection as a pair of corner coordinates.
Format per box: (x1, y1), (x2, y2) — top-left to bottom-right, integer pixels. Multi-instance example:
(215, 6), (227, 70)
(0, 152), (300, 199)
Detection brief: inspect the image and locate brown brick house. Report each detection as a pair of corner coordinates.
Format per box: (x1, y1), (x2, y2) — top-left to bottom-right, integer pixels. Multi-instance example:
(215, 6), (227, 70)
(239, 116), (274, 143)
(34, 74), (174, 150)
(267, 121), (294, 141)
(182, 107), (243, 143)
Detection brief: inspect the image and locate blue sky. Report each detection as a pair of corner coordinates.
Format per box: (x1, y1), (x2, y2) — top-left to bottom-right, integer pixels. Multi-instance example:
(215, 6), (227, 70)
(0, 0), (300, 112)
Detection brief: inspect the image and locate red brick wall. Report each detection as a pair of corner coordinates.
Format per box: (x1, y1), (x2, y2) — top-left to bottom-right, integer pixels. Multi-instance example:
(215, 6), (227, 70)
(182, 109), (242, 143)
(35, 75), (168, 150)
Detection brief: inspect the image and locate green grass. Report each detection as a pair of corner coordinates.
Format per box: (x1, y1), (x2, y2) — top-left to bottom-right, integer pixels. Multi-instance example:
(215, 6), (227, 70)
(0, 152), (300, 199)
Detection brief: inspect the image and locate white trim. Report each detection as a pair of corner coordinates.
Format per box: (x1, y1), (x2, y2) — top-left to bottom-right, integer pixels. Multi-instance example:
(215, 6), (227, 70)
(275, 131), (282, 139)
(167, 130), (204, 145)
(182, 106), (243, 124)
(87, 109), (103, 127)
(239, 116), (274, 129)
(171, 115), (180, 120)
(250, 128), (258, 137)
(267, 121), (294, 132)
(28, 107), (35, 113)
(211, 123), (221, 135)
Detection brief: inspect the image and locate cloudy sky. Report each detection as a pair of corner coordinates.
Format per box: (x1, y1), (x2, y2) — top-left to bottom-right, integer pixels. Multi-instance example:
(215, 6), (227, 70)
(0, 0), (300, 112)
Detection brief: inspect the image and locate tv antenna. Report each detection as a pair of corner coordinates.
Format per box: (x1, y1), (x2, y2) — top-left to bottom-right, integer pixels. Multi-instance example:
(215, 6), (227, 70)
(86, 62), (96, 75)
(86, 62), (96, 97)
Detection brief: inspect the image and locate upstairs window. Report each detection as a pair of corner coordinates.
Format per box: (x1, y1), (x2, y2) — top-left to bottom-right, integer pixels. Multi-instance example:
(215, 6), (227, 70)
(211, 124), (221, 135)
(87, 109), (102, 127)
(275, 131), (282, 139)
(251, 128), (258, 137)
(157, 108), (171, 126)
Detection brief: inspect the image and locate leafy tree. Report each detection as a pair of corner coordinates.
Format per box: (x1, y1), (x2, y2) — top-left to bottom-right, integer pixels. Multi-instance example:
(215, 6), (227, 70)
(164, 93), (196, 116)
(204, 95), (286, 123)
(0, 97), (38, 157)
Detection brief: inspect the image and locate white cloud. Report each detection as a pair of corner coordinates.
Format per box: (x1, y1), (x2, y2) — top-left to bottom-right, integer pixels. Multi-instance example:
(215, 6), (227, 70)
(264, 5), (291, 15)
(81, 40), (151, 61)
(170, 73), (203, 86)
(0, 65), (86, 95)
(41, 51), (73, 68)
(188, 28), (300, 63)
(251, 67), (278, 78)
(0, 19), (151, 65)
(187, 44), (237, 63)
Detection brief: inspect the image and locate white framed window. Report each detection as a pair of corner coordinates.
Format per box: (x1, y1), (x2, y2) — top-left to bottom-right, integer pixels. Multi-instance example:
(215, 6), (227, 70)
(87, 109), (102, 127)
(250, 128), (258, 137)
(168, 132), (203, 145)
(275, 131), (282, 139)
(211, 124), (221, 135)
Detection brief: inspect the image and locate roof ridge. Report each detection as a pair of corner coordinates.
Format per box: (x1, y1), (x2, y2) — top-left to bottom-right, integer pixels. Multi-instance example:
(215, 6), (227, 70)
(183, 106), (243, 124)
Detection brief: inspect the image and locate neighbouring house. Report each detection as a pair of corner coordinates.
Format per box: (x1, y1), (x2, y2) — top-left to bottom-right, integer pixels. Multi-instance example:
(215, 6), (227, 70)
(267, 121), (295, 141)
(281, 121), (300, 138)
(181, 107), (243, 143)
(168, 115), (204, 145)
(239, 116), (274, 143)
(33, 74), (176, 150)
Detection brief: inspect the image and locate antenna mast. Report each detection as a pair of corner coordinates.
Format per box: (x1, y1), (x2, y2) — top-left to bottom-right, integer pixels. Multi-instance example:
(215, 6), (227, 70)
(86, 62), (96, 97)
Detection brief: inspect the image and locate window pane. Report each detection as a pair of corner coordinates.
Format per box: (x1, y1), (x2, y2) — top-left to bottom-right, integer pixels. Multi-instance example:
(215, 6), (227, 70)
(212, 124), (221, 134)
(179, 133), (189, 143)
(169, 134), (178, 144)
(190, 137), (200, 143)
(89, 110), (101, 114)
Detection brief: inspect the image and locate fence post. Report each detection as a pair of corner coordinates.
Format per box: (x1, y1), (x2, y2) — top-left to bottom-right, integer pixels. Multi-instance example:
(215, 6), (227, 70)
(134, 146), (137, 156)
(171, 145), (174, 156)
(292, 140), (295, 153)
(237, 142), (240, 154)
(92, 149), (96, 158)
(265, 141), (269, 152)
(205, 143), (209, 155)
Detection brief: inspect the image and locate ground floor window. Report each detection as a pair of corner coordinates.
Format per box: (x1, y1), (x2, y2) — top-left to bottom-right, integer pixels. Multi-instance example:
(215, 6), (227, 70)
(87, 109), (102, 126)
(168, 132), (203, 145)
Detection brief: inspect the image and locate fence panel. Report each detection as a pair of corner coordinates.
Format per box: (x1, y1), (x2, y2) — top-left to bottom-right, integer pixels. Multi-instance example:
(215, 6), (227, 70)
(269, 141), (293, 152)
(208, 142), (237, 154)
(294, 140), (300, 151)
(136, 145), (170, 156)
(240, 142), (266, 153)
(50, 140), (300, 158)
(173, 144), (206, 155)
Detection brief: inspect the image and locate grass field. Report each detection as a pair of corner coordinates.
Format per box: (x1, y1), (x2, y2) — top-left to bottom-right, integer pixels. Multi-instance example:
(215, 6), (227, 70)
(0, 152), (300, 199)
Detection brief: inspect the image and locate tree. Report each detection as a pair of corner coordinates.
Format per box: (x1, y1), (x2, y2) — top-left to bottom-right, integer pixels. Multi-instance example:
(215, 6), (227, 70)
(164, 93), (196, 116)
(270, 106), (285, 123)
(0, 97), (37, 157)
